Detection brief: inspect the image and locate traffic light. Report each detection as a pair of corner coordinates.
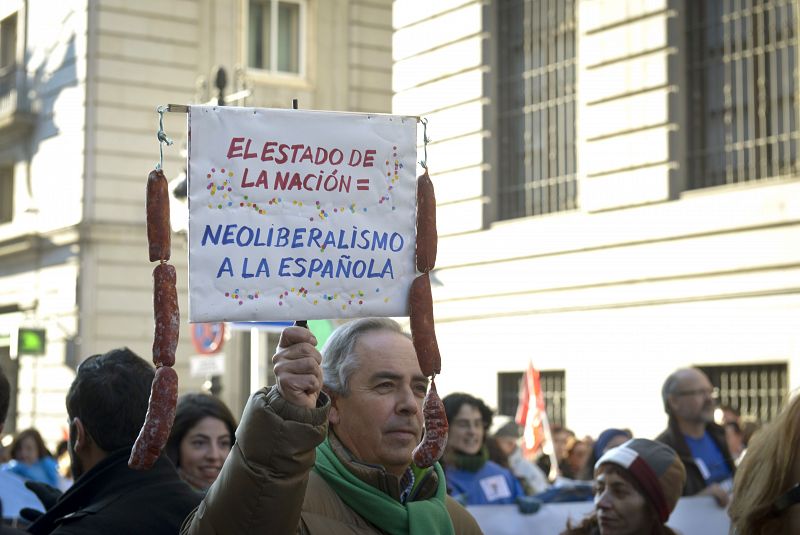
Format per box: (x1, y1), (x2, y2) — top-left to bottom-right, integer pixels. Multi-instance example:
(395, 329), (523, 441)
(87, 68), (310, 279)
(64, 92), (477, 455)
(18, 327), (46, 355)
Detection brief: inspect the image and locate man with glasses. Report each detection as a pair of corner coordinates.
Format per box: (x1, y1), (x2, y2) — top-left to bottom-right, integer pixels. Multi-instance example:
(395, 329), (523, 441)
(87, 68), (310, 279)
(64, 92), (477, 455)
(656, 368), (734, 506)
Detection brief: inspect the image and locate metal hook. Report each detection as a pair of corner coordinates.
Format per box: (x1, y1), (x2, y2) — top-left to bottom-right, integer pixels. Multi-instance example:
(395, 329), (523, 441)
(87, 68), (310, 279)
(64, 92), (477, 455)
(156, 105), (174, 170)
(418, 118), (429, 170)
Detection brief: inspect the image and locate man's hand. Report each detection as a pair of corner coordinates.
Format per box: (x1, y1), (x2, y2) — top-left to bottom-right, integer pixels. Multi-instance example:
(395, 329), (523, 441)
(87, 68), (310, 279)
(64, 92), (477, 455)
(20, 480), (63, 522)
(699, 483), (730, 507)
(273, 326), (322, 410)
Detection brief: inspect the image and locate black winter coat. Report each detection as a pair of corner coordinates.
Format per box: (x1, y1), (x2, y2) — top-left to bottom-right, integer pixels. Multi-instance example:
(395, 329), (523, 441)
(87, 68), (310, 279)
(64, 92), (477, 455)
(655, 420), (736, 497)
(27, 448), (201, 535)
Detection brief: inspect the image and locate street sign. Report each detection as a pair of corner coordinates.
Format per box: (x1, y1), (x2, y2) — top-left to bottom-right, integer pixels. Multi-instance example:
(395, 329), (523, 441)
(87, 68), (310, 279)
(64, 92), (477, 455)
(17, 328), (46, 356)
(191, 322), (225, 354)
(189, 354), (225, 378)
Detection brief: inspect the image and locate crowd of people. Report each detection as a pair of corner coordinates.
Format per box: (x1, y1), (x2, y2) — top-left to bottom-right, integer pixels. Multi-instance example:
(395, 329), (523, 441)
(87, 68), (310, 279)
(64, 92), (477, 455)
(0, 318), (797, 534)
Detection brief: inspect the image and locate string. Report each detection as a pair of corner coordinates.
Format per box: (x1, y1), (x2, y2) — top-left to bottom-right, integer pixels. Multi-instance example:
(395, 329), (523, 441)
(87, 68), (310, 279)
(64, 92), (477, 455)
(156, 105), (174, 170)
(418, 118), (429, 170)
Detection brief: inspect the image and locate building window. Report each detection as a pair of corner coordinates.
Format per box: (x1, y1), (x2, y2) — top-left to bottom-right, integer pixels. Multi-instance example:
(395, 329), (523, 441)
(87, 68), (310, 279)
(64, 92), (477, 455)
(0, 166), (12, 223)
(698, 362), (788, 423)
(0, 13), (17, 114)
(248, 0), (304, 75)
(497, 369), (566, 427)
(495, 0), (577, 220)
(686, 0), (799, 189)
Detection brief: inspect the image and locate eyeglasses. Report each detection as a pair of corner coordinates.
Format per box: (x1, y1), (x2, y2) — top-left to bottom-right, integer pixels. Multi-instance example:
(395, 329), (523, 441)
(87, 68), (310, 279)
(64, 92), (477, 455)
(772, 483), (800, 515)
(674, 387), (719, 399)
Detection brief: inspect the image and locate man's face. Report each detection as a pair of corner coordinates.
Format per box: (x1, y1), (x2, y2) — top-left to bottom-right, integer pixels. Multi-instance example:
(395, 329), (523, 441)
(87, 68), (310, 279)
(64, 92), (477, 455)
(669, 369), (716, 425)
(328, 330), (427, 477)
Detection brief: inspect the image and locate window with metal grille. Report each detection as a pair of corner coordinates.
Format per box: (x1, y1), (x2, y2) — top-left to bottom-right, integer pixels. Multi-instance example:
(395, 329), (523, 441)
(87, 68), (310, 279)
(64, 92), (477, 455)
(495, 0), (577, 220)
(698, 362), (788, 423)
(685, 0), (799, 189)
(497, 370), (566, 427)
(0, 166), (12, 223)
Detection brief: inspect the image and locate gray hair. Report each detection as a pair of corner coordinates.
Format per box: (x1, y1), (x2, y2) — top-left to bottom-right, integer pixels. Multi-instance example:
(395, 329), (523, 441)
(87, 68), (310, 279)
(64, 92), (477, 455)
(662, 368), (696, 414)
(321, 317), (410, 396)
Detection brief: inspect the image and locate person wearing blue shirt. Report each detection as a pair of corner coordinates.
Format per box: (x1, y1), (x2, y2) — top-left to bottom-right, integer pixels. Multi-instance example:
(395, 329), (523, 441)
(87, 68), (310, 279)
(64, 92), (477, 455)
(656, 368), (735, 508)
(441, 393), (526, 507)
(2, 428), (60, 488)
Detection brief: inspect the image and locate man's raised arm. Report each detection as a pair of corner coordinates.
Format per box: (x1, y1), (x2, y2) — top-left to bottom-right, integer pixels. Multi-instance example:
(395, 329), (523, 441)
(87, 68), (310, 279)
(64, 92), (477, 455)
(181, 327), (329, 535)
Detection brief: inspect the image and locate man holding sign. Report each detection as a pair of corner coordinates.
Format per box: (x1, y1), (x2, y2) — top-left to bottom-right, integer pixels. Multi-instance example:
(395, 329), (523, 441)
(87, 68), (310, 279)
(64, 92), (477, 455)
(180, 318), (481, 534)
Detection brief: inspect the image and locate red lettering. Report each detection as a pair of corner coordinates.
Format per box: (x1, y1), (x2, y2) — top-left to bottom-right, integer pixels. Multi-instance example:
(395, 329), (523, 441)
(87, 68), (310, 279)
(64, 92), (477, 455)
(243, 139), (258, 159)
(227, 137), (245, 159)
(299, 146), (314, 163)
(287, 172), (303, 190)
(276, 144), (289, 164)
(363, 149), (376, 167)
(261, 141), (277, 162)
(254, 170), (269, 188)
(274, 170), (290, 189)
(290, 144), (305, 162)
(348, 150), (363, 166)
(240, 167), (254, 188)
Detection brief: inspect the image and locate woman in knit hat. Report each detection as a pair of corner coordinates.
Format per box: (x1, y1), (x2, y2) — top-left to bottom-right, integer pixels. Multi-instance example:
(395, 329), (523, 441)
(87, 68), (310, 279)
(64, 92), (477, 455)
(561, 438), (686, 535)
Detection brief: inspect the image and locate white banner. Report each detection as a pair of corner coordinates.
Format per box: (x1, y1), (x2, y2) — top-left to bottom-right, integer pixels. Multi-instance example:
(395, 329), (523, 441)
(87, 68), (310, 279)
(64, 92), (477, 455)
(187, 106), (417, 322)
(466, 496), (730, 535)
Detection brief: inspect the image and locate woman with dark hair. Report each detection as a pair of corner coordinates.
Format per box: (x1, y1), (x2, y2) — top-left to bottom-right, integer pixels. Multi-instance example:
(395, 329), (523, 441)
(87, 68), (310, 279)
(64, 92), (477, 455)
(441, 392), (526, 506)
(2, 428), (60, 487)
(577, 428), (633, 481)
(165, 393), (237, 492)
(562, 439), (686, 535)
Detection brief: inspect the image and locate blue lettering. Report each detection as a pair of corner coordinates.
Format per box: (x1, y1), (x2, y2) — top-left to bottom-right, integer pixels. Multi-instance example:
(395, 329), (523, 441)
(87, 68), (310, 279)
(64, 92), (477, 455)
(256, 258), (270, 277)
(292, 227), (307, 248)
(216, 257), (233, 278)
(202, 225), (222, 246)
(308, 227), (322, 248)
(222, 224), (237, 245)
(276, 227), (290, 247)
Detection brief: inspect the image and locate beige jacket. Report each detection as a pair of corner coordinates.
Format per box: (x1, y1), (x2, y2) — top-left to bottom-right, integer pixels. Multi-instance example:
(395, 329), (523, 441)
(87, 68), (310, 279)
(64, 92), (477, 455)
(181, 386), (482, 535)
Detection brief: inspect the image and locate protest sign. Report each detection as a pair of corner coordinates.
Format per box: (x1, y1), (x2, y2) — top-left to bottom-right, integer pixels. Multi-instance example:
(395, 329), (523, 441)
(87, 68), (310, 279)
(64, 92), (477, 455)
(187, 106), (418, 322)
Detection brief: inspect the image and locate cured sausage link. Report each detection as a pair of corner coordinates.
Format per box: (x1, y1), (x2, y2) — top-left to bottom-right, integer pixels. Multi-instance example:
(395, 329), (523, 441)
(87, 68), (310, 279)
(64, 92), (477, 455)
(147, 169), (171, 262)
(152, 263), (179, 367)
(415, 170), (437, 273)
(409, 273), (441, 377)
(128, 366), (178, 470)
(412, 379), (448, 468)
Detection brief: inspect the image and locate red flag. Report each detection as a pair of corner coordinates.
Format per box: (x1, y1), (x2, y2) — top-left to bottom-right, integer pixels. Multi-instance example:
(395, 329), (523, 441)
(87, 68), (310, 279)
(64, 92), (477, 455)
(516, 361), (546, 455)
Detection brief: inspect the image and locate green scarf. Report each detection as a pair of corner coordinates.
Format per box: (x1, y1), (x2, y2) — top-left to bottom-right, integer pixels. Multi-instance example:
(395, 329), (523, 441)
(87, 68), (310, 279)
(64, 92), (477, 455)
(313, 438), (455, 535)
(450, 445), (489, 472)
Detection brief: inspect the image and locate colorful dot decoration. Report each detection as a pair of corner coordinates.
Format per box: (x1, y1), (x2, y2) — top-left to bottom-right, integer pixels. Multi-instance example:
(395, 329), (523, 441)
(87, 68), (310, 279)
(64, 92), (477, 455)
(221, 286), (389, 308)
(224, 288), (260, 306)
(213, 285), (391, 309)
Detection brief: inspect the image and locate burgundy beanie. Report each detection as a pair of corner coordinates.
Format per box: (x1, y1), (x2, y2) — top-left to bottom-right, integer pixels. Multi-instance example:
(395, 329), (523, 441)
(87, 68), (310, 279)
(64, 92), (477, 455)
(595, 438), (686, 522)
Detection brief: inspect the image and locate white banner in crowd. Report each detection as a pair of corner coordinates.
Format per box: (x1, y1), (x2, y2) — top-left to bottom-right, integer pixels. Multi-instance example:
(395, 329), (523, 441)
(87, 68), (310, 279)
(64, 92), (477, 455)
(466, 496), (730, 535)
(187, 106), (417, 322)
